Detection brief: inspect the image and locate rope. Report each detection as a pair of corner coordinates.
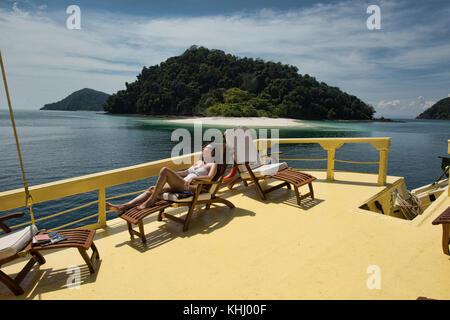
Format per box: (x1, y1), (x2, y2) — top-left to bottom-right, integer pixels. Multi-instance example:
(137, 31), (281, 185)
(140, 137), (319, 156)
(396, 190), (422, 220)
(335, 159), (379, 164)
(0, 50), (35, 225)
(280, 158), (327, 161)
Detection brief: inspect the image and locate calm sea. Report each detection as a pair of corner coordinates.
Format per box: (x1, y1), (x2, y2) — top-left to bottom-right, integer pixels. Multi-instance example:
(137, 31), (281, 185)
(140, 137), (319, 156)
(1, 110), (449, 230)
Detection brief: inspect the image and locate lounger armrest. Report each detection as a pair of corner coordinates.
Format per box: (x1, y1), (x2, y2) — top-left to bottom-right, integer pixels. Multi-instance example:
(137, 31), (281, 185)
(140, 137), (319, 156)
(0, 211), (24, 222)
(190, 178), (221, 185)
(262, 152), (284, 161)
(0, 212), (24, 233)
(267, 152), (283, 156)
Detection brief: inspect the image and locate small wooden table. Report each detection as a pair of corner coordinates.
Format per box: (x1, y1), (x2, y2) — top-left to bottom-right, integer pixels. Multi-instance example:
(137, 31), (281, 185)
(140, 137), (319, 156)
(269, 168), (316, 205)
(26, 229), (99, 273)
(432, 206), (450, 255)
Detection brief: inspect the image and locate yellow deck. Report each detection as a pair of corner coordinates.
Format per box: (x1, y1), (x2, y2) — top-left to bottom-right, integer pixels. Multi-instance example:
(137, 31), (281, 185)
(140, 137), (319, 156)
(1, 171), (449, 300)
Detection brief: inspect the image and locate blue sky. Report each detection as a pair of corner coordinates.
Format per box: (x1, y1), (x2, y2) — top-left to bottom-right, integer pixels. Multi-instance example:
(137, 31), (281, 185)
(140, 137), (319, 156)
(0, 0), (449, 117)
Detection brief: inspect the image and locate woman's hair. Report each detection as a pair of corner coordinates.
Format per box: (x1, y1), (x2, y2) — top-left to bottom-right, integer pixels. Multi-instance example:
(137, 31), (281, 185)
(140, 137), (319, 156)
(202, 143), (216, 158)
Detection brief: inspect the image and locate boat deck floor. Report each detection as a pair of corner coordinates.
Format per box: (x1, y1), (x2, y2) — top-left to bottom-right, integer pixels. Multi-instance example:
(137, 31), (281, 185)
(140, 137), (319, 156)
(1, 171), (449, 299)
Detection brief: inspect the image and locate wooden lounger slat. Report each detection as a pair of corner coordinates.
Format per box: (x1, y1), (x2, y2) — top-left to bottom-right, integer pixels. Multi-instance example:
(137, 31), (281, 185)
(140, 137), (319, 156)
(24, 229), (100, 277)
(119, 200), (172, 243)
(27, 229), (97, 250)
(266, 168), (316, 205)
(432, 207), (450, 225)
(271, 169), (316, 187)
(121, 201), (171, 224)
(431, 206), (450, 255)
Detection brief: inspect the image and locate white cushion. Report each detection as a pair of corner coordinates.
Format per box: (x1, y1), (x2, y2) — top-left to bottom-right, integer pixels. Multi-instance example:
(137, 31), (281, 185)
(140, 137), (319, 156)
(160, 192), (212, 203)
(240, 162), (288, 179)
(0, 225), (38, 261)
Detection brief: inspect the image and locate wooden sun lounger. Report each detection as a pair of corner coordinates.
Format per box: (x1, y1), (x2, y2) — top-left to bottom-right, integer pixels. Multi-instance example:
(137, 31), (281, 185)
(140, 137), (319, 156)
(25, 229), (99, 274)
(158, 171), (235, 232)
(0, 212), (45, 296)
(0, 212), (99, 295)
(229, 153), (317, 205)
(225, 127), (316, 205)
(268, 168), (316, 205)
(432, 206), (450, 255)
(120, 142), (234, 242)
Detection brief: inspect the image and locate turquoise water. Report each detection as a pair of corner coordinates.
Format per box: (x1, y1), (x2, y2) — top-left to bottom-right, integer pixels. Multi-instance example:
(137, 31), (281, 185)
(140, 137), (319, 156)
(1, 110), (449, 230)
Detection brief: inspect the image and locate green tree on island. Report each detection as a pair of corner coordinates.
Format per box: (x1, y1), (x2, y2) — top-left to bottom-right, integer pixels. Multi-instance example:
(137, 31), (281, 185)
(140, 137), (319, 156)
(104, 46), (375, 120)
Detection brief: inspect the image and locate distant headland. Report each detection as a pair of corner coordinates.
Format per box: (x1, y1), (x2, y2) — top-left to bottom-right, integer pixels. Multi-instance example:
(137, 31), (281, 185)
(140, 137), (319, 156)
(417, 97), (450, 120)
(103, 46), (375, 121)
(40, 88), (110, 111)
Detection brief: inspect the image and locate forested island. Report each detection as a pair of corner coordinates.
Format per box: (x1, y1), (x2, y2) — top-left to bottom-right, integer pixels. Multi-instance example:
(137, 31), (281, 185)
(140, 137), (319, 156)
(41, 88), (110, 111)
(417, 97), (450, 120)
(104, 46), (375, 120)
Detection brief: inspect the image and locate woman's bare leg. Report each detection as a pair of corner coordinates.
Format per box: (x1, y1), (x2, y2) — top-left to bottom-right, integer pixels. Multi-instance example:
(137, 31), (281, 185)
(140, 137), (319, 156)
(106, 186), (155, 215)
(137, 167), (186, 209)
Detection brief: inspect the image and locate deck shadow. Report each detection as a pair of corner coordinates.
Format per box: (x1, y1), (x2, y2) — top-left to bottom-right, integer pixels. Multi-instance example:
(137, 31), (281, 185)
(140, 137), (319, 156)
(0, 261), (102, 300)
(236, 183), (324, 210)
(117, 206), (255, 253)
(280, 195), (325, 210)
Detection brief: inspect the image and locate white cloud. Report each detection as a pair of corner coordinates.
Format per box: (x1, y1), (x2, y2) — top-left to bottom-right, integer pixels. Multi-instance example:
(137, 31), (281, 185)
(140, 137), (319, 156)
(376, 100), (401, 109)
(375, 96), (437, 117)
(423, 100), (436, 110)
(0, 0), (448, 114)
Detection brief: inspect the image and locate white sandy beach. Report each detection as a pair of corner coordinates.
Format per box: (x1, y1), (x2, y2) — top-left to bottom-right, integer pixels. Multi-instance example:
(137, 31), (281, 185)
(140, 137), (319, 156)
(161, 116), (314, 128)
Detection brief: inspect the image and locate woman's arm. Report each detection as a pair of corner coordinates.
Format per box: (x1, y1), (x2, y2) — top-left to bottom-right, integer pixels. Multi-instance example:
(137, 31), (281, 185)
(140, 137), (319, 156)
(177, 169), (189, 177)
(183, 163), (218, 191)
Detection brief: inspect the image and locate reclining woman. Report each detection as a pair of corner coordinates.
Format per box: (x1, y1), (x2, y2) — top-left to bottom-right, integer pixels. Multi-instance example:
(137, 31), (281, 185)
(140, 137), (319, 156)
(106, 144), (218, 216)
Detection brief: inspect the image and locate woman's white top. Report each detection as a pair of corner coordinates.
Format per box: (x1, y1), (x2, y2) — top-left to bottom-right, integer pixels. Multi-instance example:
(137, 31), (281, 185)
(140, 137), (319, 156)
(184, 164), (208, 181)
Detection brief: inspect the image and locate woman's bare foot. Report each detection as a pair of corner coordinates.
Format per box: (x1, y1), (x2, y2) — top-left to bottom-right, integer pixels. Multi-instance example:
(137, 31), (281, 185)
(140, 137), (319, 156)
(106, 202), (127, 216)
(137, 199), (155, 210)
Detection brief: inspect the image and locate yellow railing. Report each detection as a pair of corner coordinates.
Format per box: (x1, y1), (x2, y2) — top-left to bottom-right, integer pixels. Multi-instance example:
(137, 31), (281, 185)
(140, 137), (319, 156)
(0, 137), (391, 231)
(0, 153), (197, 230)
(258, 137), (390, 185)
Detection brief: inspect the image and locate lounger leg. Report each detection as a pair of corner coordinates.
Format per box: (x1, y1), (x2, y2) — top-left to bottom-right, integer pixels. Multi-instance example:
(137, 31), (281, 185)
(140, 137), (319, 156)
(245, 164), (266, 200)
(127, 222), (134, 240)
(228, 177), (242, 190)
(0, 269), (24, 296)
(90, 242), (100, 261)
(254, 181), (266, 200)
(183, 204), (196, 232)
(264, 182), (290, 194)
(157, 209), (164, 221)
(442, 224), (449, 255)
(294, 187), (301, 205)
(308, 183), (315, 200)
(32, 251), (46, 265)
(138, 220), (147, 244)
(211, 197), (235, 208)
(14, 257), (38, 285)
(78, 248), (96, 274)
